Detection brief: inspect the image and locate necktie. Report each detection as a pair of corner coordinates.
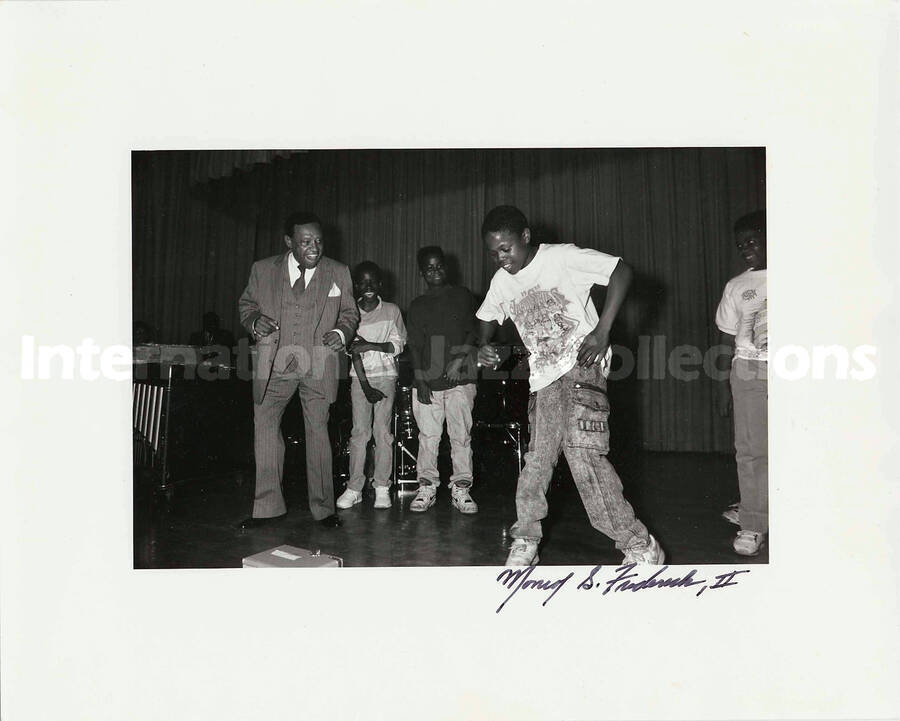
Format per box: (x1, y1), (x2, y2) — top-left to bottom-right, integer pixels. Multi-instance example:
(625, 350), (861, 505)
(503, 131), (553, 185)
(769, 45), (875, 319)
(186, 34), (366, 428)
(293, 265), (305, 292)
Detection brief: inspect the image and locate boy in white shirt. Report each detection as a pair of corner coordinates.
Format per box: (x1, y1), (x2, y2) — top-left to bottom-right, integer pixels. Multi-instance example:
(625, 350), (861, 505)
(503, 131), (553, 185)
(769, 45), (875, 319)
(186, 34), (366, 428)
(336, 262), (407, 510)
(714, 210), (768, 555)
(476, 205), (664, 567)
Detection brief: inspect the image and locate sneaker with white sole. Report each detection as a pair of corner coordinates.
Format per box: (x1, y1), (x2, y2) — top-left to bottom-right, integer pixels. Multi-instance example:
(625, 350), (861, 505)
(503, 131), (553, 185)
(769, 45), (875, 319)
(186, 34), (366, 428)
(373, 486), (391, 509)
(721, 503), (740, 525)
(336, 488), (362, 509)
(450, 484), (478, 514)
(733, 530), (764, 556)
(622, 533), (665, 565)
(506, 538), (540, 566)
(409, 484), (437, 512)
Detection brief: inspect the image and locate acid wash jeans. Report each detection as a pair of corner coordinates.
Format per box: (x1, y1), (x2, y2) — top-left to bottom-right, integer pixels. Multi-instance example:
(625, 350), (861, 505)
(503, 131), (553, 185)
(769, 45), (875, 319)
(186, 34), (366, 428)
(511, 363), (652, 552)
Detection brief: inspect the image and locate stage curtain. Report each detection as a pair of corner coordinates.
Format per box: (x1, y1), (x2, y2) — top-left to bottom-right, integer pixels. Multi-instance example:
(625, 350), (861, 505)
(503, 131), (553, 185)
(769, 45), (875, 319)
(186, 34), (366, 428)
(188, 150), (299, 184)
(132, 148), (765, 452)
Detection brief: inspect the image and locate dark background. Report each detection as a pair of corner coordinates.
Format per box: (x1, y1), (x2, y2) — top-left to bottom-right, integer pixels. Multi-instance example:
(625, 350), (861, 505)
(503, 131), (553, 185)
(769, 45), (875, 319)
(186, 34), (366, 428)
(132, 147), (765, 452)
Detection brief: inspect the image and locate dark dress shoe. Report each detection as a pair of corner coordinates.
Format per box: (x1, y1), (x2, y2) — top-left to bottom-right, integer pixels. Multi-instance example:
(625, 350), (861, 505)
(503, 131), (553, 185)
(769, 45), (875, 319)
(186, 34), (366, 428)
(236, 513), (287, 530)
(317, 514), (342, 528)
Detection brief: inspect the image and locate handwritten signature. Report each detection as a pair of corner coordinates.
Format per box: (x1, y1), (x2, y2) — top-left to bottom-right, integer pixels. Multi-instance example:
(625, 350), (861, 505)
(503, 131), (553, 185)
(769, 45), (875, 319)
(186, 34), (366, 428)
(495, 564), (750, 613)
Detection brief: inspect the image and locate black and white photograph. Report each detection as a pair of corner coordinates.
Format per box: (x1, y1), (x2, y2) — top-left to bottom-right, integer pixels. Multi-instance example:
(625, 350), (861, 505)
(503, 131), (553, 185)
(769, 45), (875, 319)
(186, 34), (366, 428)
(131, 147), (770, 569)
(2, 2), (897, 720)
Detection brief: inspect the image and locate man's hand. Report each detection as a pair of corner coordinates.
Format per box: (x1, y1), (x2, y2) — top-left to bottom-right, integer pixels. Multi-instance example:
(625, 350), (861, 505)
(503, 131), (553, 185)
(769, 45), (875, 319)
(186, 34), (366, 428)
(476, 344), (501, 369)
(445, 356), (466, 382)
(716, 383), (733, 417)
(576, 327), (610, 367)
(253, 314), (279, 338)
(323, 330), (344, 352)
(414, 380), (432, 405)
(363, 385), (386, 404)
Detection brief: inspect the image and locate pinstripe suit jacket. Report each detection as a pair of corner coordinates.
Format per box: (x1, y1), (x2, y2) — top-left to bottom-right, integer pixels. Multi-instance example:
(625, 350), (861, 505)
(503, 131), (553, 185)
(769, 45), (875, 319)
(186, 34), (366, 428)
(238, 253), (359, 405)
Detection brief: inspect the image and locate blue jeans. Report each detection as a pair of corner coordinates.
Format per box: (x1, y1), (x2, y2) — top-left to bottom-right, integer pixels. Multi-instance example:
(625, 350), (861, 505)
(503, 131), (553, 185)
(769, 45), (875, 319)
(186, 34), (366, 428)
(511, 364), (651, 552)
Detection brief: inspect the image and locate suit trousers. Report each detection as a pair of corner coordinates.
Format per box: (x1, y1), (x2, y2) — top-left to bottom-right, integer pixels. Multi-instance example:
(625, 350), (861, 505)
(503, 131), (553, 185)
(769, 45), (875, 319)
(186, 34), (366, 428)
(252, 366), (334, 520)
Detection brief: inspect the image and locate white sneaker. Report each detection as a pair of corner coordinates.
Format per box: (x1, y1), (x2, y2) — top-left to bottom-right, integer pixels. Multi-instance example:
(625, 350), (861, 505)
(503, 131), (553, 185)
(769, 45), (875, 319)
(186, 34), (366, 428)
(336, 488), (362, 509)
(733, 530), (765, 556)
(721, 503), (740, 525)
(450, 484), (478, 514)
(373, 486), (392, 509)
(622, 534), (665, 565)
(409, 484), (437, 512)
(506, 538), (540, 566)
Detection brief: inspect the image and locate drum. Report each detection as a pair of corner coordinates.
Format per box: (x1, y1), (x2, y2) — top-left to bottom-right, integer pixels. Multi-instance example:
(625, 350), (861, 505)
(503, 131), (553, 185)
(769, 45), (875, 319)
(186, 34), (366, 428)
(328, 379), (353, 479)
(473, 347), (531, 472)
(475, 343), (526, 423)
(331, 417), (352, 480)
(473, 378), (530, 426)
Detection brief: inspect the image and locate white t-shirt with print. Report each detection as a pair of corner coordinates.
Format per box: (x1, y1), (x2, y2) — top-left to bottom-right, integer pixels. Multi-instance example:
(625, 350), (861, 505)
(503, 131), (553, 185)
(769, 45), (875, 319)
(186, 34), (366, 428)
(715, 269), (768, 362)
(476, 243), (620, 392)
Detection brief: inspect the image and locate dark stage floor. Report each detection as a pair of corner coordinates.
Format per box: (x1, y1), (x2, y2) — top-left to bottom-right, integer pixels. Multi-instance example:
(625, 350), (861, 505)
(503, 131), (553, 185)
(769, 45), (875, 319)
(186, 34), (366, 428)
(134, 444), (769, 568)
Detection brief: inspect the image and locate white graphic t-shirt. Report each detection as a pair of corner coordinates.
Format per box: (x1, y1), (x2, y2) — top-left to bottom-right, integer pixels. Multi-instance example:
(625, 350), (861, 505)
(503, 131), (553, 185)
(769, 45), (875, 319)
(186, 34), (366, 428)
(476, 243), (620, 392)
(715, 269), (768, 362)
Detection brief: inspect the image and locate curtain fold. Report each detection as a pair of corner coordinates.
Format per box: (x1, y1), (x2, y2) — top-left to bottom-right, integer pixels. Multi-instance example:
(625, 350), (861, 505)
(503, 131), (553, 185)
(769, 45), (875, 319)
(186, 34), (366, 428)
(132, 148), (765, 452)
(188, 149), (299, 184)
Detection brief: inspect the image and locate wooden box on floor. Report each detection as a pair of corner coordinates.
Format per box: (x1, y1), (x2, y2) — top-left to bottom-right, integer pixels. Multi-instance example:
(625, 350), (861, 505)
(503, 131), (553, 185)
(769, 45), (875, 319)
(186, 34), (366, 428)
(242, 545), (342, 568)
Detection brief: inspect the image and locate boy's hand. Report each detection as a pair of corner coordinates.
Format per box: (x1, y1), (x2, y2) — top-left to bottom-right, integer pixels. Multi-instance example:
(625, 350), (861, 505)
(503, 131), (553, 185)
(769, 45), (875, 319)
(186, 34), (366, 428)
(445, 356), (466, 382)
(476, 344), (501, 369)
(414, 380), (432, 405)
(323, 330), (344, 352)
(576, 328), (610, 367)
(350, 338), (374, 355)
(363, 385), (386, 404)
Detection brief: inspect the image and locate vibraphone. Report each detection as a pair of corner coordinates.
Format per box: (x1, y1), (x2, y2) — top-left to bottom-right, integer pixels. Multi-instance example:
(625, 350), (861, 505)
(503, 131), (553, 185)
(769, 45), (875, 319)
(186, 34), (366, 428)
(133, 361), (173, 489)
(132, 345), (251, 494)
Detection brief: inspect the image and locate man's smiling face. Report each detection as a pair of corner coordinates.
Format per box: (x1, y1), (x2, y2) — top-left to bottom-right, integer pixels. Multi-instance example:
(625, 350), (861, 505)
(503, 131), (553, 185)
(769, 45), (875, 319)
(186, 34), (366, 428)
(285, 222), (324, 269)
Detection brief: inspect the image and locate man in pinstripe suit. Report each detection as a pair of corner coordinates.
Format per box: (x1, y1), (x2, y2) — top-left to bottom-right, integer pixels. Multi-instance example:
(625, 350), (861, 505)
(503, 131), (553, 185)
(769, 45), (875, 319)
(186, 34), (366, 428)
(237, 212), (359, 529)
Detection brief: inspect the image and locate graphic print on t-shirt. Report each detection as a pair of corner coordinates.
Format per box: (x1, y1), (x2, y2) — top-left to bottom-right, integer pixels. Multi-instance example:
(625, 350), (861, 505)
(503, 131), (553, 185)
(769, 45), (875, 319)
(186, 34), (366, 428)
(751, 299), (767, 353)
(715, 269), (767, 363)
(506, 286), (580, 378)
(735, 294), (767, 361)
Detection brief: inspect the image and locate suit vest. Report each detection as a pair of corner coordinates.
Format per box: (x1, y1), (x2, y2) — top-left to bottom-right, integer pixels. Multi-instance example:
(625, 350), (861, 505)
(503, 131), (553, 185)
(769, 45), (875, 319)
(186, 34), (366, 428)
(277, 263), (318, 373)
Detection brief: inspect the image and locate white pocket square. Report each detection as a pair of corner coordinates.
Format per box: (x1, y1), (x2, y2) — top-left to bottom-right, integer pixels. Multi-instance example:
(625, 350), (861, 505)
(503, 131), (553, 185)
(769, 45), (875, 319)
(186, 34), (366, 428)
(327, 282), (341, 297)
